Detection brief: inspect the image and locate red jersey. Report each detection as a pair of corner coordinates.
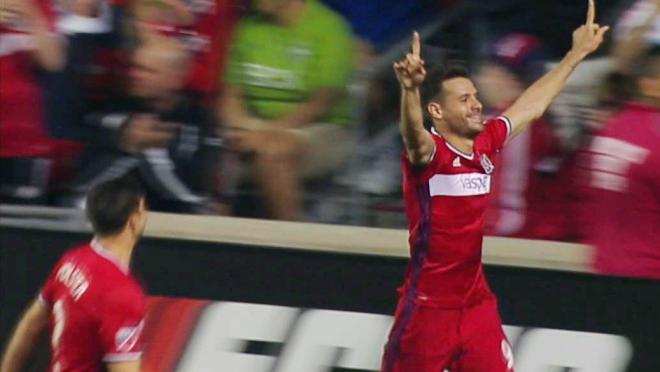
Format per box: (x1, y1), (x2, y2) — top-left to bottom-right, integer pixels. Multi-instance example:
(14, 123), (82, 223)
(400, 116), (511, 308)
(486, 115), (573, 240)
(183, 0), (239, 95)
(580, 103), (660, 279)
(39, 241), (147, 371)
(0, 1), (55, 158)
(135, 0), (239, 95)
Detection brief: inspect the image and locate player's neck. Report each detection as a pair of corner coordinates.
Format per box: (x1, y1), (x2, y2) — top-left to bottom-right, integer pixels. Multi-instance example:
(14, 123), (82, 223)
(96, 233), (136, 270)
(434, 125), (475, 154)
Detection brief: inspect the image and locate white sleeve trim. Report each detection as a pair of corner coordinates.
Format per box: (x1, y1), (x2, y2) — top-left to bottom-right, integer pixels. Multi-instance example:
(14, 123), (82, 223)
(103, 352), (143, 363)
(427, 143), (437, 163)
(496, 115), (513, 137)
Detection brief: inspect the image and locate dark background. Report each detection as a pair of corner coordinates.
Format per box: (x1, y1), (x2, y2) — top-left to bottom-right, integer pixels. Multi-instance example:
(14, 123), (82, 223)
(2, 226), (659, 371)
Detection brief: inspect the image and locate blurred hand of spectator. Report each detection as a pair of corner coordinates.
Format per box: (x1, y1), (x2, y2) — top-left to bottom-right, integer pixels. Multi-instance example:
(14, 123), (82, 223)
(0, 0), (22, 26)
(119, 114), (177, 154)
(0, 0), (65, 71)
(1, 0), (48, 29)
(613, 0), (660, 73)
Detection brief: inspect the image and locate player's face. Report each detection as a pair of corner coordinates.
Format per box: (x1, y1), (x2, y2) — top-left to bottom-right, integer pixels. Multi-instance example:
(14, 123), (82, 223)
(437, 77), (484, 138)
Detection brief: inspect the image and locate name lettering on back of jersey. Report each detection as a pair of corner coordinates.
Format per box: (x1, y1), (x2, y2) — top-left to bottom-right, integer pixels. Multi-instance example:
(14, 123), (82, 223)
(429, 173), (491, 197)
(480, 154), (495, 174)
(588, 136), (649, 192)
(56, 263), (89, 301)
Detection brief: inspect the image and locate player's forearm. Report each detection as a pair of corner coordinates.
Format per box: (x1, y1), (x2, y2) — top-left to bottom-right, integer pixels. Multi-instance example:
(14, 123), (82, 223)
(504, 51), (583, 137)
(271, 88), (339, 129)
(400, 87), (433, 164)
(0, 306), (48, 372)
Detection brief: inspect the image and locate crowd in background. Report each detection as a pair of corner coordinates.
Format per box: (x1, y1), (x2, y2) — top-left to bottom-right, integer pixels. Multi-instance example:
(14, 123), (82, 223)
(1, 0), (658, 277)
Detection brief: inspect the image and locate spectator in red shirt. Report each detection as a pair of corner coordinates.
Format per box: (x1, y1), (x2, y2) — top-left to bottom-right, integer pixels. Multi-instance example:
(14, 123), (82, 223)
(0, 0), (67, 203)
(580, 48), (660, 279)
(133, 0), (240, 98)
(476, 33), (574, 240)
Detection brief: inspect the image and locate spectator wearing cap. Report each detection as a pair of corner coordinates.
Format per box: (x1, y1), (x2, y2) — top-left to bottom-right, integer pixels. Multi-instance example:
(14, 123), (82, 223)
(476, 33), (576, 241)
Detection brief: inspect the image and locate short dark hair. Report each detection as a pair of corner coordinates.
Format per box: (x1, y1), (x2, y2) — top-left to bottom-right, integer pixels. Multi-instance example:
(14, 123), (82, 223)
(86, 176), (145, 236)
(421, 62), (470, 105)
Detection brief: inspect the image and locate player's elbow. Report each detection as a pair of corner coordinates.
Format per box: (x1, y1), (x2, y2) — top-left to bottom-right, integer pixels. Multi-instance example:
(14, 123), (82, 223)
(405, 145), (433, 166)
(23, 301), (49, 333)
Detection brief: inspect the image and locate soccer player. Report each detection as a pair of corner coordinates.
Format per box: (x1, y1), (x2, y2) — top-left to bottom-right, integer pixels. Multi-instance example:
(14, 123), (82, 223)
(1, 176), (148, 372)
(382, 1), (608, 371)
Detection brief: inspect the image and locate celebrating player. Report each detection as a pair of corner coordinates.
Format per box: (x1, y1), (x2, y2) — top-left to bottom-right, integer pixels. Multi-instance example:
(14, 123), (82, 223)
(1, 176), (148, 372)
(382, 1), (608, 371)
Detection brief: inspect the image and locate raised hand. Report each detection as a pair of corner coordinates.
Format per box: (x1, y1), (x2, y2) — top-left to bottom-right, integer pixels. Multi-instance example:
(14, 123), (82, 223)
(394, 32), (426, 90)
(570, 0), (610, 60)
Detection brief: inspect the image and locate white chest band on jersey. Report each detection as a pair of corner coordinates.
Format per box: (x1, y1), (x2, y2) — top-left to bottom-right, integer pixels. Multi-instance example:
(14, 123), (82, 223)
(429, 173), (491, 197)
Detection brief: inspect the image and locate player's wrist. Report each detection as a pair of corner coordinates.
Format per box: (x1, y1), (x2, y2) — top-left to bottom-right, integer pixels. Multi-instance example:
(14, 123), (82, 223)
(401, 84), (420, 92)
(564, 49), (585, 67)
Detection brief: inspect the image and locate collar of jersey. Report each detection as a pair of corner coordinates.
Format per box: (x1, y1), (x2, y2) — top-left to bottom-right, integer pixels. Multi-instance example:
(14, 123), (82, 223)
(90, 238), (130, 275)
(431, 127), (474, 160)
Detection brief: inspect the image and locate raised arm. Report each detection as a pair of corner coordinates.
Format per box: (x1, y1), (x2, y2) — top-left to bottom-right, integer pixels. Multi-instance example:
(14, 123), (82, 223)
(504, 0), (609, 138)
(0, 300), (50, 372)
(394, 32), (435, 166)
(24, 0), (65, 71)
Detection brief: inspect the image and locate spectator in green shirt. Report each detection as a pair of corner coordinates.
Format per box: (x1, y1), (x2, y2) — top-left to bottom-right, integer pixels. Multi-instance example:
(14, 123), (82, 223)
(219, 0), (356, 221)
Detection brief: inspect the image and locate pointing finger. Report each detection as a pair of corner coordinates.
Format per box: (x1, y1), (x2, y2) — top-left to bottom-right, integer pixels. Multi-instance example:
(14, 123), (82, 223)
(412, 31), (421, 58)
(586, 0), (596, 26)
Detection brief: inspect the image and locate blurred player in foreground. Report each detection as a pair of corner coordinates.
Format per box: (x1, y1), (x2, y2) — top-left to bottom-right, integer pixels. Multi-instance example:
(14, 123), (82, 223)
(582, 48), (660, 279)
(382, 1), (608, 371)
(1, 176), (148, 372)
